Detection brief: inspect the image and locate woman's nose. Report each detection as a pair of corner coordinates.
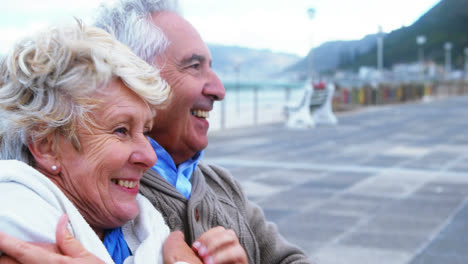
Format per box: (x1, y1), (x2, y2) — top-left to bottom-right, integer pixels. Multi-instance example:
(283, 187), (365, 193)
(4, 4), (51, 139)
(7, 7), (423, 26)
(129, 135), (157, 169)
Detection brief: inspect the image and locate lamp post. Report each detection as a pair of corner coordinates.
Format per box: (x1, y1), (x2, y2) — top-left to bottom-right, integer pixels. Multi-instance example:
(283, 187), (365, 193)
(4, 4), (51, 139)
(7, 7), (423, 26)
(235, 63), (241, 115)
(444, 42), (452, 77)
(465, 47), (468, 80)
(307, 7), (316, 81)
(377, 26), (384, 75)
(416, 35), (426, 80)
(416, 35), (426, 64)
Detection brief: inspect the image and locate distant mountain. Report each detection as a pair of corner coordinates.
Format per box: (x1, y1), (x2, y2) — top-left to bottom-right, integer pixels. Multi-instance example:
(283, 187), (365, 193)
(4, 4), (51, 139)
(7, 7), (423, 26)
(285, 34), (379, 75)
(344, 0), (468, 70)
(207, 0), (467, 80)
(286, 0), (468, 74)
(208, 44), (300, 82)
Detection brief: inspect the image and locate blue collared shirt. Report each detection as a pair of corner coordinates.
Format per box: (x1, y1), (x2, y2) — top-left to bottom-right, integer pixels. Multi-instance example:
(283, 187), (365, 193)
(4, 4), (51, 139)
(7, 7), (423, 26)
(149, 138), (202, 199)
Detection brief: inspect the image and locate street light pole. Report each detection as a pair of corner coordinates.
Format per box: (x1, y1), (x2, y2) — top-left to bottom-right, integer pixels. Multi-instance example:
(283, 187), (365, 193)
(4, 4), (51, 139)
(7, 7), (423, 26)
(307, 7), (315, 82)
(377, 26), (384, 78)
(235, 63), (241, 115)
(465, 47), (468, 80)
(416, 35), (426, 64)
(444, 42), (452, 77)
(416, 35), (426, 80)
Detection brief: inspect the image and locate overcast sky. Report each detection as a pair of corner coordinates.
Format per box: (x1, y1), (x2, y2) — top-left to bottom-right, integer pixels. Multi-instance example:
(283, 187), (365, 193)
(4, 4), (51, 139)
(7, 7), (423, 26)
(1, 0), (440, 56)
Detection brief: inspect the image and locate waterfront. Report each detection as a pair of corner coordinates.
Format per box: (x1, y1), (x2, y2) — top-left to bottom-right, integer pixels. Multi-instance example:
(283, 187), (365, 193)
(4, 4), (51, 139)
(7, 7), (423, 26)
(205, 93), (468, 264)
(209, 82), (305, 131)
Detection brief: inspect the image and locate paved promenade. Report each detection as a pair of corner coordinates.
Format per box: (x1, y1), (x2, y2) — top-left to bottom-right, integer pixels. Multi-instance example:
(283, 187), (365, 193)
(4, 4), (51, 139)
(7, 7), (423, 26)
(204, 95), (468, 264)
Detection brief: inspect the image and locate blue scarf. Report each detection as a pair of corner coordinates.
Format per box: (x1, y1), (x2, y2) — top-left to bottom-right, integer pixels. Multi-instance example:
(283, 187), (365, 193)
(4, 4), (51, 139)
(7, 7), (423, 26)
(103, 227), (131, 264)
(149, 138), (202, 199)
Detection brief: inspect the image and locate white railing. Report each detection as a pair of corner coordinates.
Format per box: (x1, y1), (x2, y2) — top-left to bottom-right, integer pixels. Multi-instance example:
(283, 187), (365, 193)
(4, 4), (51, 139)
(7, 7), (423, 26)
(209, 82), (304, 131)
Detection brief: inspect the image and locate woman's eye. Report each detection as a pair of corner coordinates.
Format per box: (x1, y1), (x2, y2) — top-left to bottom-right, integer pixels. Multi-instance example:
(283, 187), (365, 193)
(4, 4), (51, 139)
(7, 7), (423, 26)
(114, 127), (128, 135)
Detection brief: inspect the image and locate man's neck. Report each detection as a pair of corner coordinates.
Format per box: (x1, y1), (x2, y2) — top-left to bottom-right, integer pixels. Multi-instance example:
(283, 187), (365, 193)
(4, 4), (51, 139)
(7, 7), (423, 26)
(155, 142), (197, 166)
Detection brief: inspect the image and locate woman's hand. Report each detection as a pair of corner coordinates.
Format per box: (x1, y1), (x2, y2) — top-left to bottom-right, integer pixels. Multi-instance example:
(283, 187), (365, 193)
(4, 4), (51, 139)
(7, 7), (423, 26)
(0, 215), (105, 264)
(192, 226), (248, 264)
(163, 231), (203, 264)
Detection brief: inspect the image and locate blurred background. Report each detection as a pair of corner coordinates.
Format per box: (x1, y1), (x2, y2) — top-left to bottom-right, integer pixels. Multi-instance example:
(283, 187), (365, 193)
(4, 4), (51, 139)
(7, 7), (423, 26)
(1, 0), (466, 129)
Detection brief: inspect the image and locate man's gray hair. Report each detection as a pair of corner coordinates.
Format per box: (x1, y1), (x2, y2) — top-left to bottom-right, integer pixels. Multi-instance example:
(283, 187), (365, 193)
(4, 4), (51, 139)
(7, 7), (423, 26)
(94, 0), (180, 65)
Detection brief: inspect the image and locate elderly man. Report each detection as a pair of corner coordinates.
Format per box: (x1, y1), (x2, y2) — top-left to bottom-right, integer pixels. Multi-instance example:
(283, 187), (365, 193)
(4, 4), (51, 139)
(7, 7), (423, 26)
(0, 0), (313, 263)
(93, 0), (312, 263)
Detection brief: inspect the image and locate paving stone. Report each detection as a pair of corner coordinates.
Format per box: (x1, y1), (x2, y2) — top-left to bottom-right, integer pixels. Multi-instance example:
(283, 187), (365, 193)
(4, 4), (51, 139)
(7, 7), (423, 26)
(204, 96), (468, 264)
(412, 182), (468, 202)
(281, 211), (360, 231)
(224, 166), (267, 180)
(316, 199), (382, 217)
(240, 180), (286, 201)
(401, 152), (460, 170)
(322, 171), (374, 183)
(326, 154), (372, 165)
(419, 238), (468, 257)
(262, 208), (296, 223)
(277, 222), (347, 245)
(257, 187), (334, 210)
(411, 254), (468, 264)
(401, 201), (468, 263)
(315, 193), (393, 217)
(337, 193), (396, 205)
(348, 174), (426, 199)
(254, 168), (326, 186)
(360, 215), (440, 236)
(380, 197), (461, 222)
(362, 155), (410, 167)
(449, 162), (468, 172)
(313, 245), (411, 264)
(300, 179), (357, 191)
(339, 231), (426, 252)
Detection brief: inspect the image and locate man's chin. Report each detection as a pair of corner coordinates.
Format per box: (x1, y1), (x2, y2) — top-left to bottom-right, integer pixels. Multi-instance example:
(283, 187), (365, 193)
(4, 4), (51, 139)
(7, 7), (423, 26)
(191, 136), (209, 152)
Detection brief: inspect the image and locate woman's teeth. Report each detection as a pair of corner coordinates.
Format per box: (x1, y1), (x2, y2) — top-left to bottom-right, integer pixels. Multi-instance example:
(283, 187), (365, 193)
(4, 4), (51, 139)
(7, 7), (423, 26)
(190, 109), (209, 118)
(112, 179), (138, 188)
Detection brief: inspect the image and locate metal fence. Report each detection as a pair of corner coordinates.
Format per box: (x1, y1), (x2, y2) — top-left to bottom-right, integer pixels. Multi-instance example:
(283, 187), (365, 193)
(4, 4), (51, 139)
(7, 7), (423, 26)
(208, 80), (468, 132)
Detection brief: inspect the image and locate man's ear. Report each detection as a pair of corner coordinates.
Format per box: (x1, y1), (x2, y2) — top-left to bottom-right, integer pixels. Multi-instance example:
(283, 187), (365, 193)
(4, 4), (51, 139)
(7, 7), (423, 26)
(28, 134), (60, 174)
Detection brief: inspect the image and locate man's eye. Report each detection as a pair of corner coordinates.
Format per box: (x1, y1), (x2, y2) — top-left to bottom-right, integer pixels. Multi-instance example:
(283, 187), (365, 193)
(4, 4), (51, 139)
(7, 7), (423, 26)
(114, 127), (128, 135)
(189, 63), (200, 69)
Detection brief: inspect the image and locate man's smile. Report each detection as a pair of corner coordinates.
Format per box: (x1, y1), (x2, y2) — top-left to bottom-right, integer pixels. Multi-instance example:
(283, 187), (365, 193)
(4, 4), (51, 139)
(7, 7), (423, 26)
(190, 109), (209, 119)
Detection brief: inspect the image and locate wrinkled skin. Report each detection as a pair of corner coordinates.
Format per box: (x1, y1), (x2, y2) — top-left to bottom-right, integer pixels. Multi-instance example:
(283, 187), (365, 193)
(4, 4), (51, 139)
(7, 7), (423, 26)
(30, 79), (157, 238)
(149, 11), (225, 165)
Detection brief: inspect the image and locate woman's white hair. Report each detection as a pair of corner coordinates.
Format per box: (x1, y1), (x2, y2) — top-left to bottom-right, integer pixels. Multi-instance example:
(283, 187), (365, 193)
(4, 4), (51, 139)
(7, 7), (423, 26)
(94, 0), (180, 65)
(0, 21), (170, 165)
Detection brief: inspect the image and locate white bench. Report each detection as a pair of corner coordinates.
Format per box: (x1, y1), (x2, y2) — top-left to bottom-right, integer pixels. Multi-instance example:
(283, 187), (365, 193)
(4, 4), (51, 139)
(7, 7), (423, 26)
(284, 81), (338, 128)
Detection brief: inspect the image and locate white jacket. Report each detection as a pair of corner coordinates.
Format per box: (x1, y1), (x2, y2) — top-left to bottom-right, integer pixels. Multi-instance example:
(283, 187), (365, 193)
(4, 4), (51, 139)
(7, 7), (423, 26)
(0, 160), (169, 264)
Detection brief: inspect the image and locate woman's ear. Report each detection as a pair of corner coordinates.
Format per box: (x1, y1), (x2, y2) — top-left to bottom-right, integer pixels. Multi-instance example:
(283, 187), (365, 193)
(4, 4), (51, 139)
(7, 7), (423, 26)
(28, 134), (60, 175)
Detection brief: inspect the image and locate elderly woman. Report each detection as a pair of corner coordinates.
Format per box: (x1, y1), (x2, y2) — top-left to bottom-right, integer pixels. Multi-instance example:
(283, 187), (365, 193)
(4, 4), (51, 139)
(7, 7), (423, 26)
(0, 22), (199, 264)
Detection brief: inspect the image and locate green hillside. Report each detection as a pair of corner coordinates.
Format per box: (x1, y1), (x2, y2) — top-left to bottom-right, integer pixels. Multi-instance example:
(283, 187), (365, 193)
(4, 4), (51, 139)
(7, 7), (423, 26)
(342, 0), (468, 70)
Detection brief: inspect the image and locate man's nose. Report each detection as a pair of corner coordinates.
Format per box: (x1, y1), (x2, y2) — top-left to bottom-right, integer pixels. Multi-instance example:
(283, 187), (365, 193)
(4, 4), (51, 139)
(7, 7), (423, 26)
(203, 69), (225, 101)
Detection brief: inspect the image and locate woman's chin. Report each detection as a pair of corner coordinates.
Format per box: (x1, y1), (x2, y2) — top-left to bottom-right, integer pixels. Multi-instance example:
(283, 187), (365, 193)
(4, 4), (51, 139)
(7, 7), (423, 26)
(103, 200), (140, 228)
(118, 202), (140, 224)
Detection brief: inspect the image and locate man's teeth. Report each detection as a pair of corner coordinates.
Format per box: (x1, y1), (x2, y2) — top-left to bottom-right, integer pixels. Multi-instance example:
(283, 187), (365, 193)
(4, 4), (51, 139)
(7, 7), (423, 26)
(112, 179), (138, 188)
(190, 110), (209, 118)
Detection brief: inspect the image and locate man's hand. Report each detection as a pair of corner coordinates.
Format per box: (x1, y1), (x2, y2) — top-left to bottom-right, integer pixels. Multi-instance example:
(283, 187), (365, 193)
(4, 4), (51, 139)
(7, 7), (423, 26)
(0, 215), (105, 264)
(163, 231), (203, 264)
(192, 226), (248, 264)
